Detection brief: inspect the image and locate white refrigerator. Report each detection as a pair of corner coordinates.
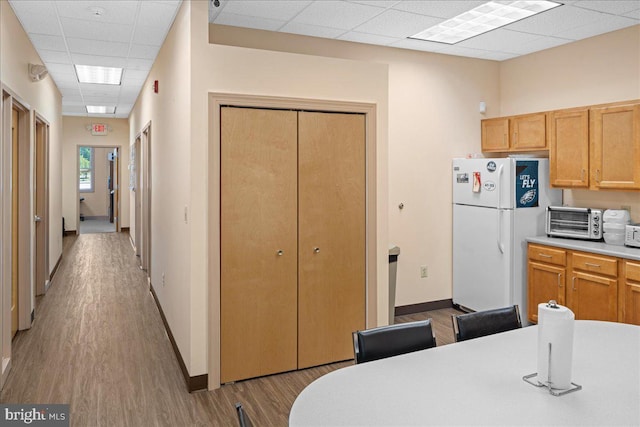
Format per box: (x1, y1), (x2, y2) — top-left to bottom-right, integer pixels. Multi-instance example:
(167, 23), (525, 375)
(452, 158), (561, 320)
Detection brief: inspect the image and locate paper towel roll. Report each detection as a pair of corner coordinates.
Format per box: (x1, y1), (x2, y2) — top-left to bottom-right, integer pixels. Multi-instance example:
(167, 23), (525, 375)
(537, 301), (575, 390)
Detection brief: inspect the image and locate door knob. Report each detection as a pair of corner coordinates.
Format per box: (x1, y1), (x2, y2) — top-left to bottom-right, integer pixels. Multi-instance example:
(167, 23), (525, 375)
(277, 250), (284, 256)
(34, 215), (42, 223)
(313, 247), (320, 254)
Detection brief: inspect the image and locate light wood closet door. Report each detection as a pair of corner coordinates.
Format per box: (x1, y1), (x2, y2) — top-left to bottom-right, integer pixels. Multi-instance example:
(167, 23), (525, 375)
(220, 107), (298, 383)
(298, 111), (366, 369)
(549, 108), (589, 187)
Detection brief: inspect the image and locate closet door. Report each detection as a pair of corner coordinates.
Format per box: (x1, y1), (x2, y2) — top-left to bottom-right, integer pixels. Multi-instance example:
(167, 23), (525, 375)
(220, 107), (298, 383)
(298, 111), (366, 369)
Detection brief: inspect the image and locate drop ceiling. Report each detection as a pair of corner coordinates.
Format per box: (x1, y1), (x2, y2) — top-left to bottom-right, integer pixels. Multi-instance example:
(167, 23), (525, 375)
(9, 0), (182, 118)
(8, 1), (640, 118)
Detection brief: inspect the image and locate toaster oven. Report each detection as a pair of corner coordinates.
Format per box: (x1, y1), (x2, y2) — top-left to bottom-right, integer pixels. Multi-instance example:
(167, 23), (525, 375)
(546, 206), (603, 240)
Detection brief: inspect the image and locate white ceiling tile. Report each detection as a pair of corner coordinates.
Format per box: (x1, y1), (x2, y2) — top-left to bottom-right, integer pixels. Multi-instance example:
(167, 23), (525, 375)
(434, 45), (493, 59)
(62, 105), (89, 113)
(348, 1), (400, 8)
(137, 1), (181, 29)
(38, 50), (72, 64)
(84, 96), (119, 104)
(46, 63), (76, 74)
(220, 1), (312, 21)
(338, 31), (401, 46)
(506, 5), (605, 36)
(480, 51), (519, 61)
(79, 84), (122, 96)
(503, 35), (574, 56)
(132, 25), (169, 46)
(555, 15), (639, 40)
(279, 22), (346, 38)
(60, 87), (81, 97)
(623, 8), (640, 19)
(458, 29), (543, 53)
(9, 1), (62, 36)
(55, 1), (140, 25)
(126, 58), (153, 71)
(123, 69), (150, 81)
(60, 17), (133, 43)
(51, 73), (79, 84)
(572, 1), (640, 15)
(67, 37), (130, 57)
(214, 12), (287, 31)
(389, 38), (447, 53)
(354, 9), (441, 38)
(71, 54), (126, 68)
(29, 34), (67, 52)
(128, 44), (161, 60)
(292, 1), (384, 30)
(62, 95), (85, 103)
(392, 1), (485, 18)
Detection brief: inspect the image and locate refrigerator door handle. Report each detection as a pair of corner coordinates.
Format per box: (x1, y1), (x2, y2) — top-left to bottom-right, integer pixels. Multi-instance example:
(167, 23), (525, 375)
(497, 209), (505, 254)
(497, 164), (504, 209)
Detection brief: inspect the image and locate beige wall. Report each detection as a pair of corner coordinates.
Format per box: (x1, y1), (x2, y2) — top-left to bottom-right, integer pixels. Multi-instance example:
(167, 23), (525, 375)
(499, 25), (640, 222)
(129, 0), (193, 373)
(62, 117), (130, 232)
(209, 23), (501, 308)
(1, 0), (63, 384)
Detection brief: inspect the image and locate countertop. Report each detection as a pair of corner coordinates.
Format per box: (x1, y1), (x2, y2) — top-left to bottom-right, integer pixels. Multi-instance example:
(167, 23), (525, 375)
(526, 235), (640, 261)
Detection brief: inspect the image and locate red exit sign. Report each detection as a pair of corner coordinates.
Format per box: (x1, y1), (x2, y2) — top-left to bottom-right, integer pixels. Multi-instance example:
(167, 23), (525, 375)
(91, 123), (107, 136)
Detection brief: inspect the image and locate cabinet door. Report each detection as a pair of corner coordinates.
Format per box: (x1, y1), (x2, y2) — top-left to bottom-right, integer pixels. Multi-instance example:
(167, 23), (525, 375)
(481, 118), (509, 152)
(298, 111), (366, 369)
(590, 103), (640, 189)
(220, 107), (298, 383)
(623, 261), (640, 325)
(528, 261), (565, 323)
(569, 271), (618, 321)
(549, 108), (589, 187)
(511, 113), (546, 151)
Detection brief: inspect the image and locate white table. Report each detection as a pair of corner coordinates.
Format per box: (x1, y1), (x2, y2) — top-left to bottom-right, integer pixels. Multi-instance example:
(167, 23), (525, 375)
(290, 321), (640, 426)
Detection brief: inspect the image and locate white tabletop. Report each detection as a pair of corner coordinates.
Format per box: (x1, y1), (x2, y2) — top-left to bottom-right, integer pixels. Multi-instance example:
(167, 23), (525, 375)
(289, 321), (640, 426)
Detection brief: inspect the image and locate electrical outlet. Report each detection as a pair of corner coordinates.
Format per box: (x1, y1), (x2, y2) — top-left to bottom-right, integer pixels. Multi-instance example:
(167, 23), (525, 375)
(420, 265), (428, 278)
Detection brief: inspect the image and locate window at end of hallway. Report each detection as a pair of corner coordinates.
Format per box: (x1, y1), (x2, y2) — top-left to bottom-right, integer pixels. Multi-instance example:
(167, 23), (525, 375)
(79, 146), (94, 193)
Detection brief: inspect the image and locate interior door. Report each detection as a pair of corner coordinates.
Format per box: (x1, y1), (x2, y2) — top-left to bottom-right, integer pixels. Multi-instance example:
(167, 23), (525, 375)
(112, 147), (119, 230)
(11, 107), (19, 337)
(220, 107), (298, 383)
(34, 117), (49, 296)
(298, 111), (366, 369)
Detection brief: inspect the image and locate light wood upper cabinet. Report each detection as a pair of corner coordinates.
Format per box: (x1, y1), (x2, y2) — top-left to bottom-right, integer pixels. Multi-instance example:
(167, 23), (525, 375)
(549, 108), (589, 188)
(511, 113), (547, 150)
(481, 113), (546, 152)
(481, 118), (509, 152)
(590, 103), (640, 190)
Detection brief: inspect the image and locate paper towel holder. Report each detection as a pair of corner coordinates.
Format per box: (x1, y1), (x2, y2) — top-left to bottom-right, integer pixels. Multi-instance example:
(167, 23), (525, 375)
(523, 342), (582, 396)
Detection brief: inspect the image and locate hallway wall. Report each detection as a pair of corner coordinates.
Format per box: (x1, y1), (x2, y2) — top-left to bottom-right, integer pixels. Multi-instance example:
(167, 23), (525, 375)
(61, 117), (130, 232)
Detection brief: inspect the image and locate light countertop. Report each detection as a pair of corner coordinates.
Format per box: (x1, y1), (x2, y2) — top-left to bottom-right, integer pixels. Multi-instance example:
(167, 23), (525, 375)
(526, 235), (640, 261)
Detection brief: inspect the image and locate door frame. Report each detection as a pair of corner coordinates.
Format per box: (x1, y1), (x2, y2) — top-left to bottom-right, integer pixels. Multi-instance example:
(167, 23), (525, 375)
(34, 113), (49, 296)
(139, 123), (151, 275)
(133, 135), (141, 259)
(76, 144), (121, 235)
(207, 93), (378, 390)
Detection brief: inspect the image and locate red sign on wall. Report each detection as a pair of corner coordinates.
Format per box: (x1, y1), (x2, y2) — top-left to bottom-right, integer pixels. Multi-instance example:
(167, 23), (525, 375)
(91, 123), (107, 136)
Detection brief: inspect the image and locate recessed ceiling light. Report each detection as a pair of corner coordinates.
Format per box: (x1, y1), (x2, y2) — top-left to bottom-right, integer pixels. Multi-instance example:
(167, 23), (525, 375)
(87, 106), (116, 114)
(75, 64), (123, 85)
(410, 1), (562, 45)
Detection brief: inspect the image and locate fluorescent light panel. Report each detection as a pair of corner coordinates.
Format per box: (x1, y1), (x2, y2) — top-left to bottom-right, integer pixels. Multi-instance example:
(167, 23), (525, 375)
(410, 1), (562, 44)
(86, 105), (116, 114)
(75, 64), (123, 85)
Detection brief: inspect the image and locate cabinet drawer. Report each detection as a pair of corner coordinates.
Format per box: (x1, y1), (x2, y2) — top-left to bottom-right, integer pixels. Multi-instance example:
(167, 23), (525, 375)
(572, 252), (618, 277)
(528, 244), (566, 266)
(626, 261), (640, 282)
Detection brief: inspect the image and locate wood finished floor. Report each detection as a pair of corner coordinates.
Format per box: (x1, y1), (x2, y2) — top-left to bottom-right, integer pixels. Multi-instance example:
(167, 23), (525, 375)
(1, 233), (463, 426)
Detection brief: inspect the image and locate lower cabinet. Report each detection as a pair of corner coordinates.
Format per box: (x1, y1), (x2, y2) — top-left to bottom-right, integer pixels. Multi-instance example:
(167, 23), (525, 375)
(527, 243), (637, 325)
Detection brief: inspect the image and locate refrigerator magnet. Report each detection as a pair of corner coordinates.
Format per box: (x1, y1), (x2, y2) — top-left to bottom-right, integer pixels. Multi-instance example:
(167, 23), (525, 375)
(473, 172), (481, 192)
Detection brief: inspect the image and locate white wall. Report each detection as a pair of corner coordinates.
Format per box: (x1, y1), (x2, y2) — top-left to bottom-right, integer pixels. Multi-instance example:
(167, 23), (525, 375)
(62, 116), (130, 232)
(499, 25), (640, 222)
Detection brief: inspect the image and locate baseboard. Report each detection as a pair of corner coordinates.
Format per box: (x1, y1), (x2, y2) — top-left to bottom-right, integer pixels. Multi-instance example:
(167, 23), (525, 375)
(50, 254), (63, 281)
(149, 283), (208, 392)
(394, 299), (454, 316)
(64, 230), (76, 236)
(120, 226), (130, 234)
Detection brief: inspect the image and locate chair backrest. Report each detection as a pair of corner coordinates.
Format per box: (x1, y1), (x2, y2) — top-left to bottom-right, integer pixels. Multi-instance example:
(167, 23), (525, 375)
(452, 305), (522, 342)
(352, 319), (436, 364)
(235, 402), (254, 427)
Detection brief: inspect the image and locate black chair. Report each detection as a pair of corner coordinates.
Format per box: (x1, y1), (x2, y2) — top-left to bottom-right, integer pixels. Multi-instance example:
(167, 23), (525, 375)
(352, 319), (436, 364)
(452, 305), (522, 342)
(235, 402), (254, 427)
